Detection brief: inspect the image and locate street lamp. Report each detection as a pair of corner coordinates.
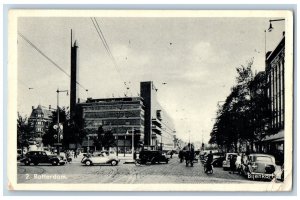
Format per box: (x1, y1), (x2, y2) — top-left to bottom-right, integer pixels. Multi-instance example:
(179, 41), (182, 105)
(56, 88), (68, 155)
(268, 19), (285, 32)
(131, 127), (135, 160)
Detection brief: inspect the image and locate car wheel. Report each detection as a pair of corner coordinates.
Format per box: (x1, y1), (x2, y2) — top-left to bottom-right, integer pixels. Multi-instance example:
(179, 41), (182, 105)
(85, 160), (92, 166)
(52, 160), (58, 166)
(25, 160), (30, 166)
(111, 160), (118, 166)
(34, 162), (39, 166)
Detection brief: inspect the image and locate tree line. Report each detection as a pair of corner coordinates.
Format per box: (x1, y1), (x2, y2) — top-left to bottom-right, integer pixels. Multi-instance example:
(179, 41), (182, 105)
(209, 60), (273, 153)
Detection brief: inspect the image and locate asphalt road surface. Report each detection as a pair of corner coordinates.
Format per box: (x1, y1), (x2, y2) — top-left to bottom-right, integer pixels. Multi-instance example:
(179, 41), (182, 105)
(17, 158), (278, 184)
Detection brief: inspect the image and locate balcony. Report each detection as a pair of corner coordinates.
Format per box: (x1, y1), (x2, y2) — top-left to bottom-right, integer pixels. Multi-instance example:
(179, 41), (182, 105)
(152, 118), (162, 128)
(151, 124), (162, 134)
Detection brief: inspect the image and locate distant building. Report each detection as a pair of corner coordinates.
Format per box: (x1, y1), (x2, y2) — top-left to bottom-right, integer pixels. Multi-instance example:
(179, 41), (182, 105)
(140, 81), (176, 150)
(77, 81), (176, 152)
(78, 97), (145, 152)
(263, 34), (285, 164)
(28, 105), (54, 146)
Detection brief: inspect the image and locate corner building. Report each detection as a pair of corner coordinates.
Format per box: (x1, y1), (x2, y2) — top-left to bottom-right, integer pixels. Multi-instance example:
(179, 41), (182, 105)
(77, 81), (176, 152)
(263, 34), (285, 165)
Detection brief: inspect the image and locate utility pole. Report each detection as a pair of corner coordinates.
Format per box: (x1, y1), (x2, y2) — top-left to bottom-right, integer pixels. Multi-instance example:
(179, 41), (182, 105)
(132, 127), (134, 159)
(56, 88), (68, 155)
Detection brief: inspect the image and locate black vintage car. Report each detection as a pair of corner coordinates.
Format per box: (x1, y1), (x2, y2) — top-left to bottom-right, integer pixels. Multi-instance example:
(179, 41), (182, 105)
(139, 150), (169, 164)
(20, 151), (66, 166)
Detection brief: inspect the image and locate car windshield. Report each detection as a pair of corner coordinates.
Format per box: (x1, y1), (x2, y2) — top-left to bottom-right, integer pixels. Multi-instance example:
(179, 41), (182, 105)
(255, 156), (273, 162)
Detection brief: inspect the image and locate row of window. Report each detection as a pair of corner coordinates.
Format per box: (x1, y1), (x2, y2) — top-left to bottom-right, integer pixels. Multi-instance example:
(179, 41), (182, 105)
(83, 104), (142, 111)
(86, 118), (144, 126)
(268, 53), (284, 130)
(83, 110), (143, 119)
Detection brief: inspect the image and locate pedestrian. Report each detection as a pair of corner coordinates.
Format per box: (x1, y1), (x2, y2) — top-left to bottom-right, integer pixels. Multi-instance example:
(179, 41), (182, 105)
(205, 151), (213, 173)
(74, 149), (77, 158)
(229, 155), (237, 174)
(179, 150), (184, 163)
(170, 151), (173, 158)
(235, 153), (242, 174)
(133, 151), (137, 161)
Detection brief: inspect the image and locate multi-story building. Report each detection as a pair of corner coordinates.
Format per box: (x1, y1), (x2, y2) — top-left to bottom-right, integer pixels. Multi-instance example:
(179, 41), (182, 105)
(140, 81), (176, 150)
(262, 34), (285, 164)
(77, 81), (176, 152)
(78, 97), (145, 152)
(28, 105), (53, 146)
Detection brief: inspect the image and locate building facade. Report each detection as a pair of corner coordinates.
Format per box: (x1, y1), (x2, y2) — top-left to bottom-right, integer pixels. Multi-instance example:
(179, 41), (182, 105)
(28, 105), (53, 146)
(78, 97), (145, 153)
(263, 34), (285, 164)
(140, 81), (176, 150)
(77, 81), (176, 152)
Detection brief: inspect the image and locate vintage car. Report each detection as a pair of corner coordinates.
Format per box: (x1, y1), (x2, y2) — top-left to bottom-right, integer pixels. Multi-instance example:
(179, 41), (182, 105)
(81, 152), (120, 166)
(222, 153), (238, 170)
(138, 150), (169, 164)
(246, 153), (276, 180)
(20, 151), (65, 166)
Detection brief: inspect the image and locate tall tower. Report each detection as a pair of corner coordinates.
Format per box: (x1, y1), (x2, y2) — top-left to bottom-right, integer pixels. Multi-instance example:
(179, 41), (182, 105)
(70, 30), (79, 118)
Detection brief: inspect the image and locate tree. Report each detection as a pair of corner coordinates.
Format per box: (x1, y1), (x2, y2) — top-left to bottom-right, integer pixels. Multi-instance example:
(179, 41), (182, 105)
(42, 107), (87, 149)
(42, 107), (68, 147)
(62, 110), (87, 149)
(209, 59), (270, 152)
(94, 125), (116, 150)
(17, 112), (33, 155)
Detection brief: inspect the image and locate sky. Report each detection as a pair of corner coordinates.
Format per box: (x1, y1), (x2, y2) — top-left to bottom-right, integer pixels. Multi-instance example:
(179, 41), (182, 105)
(17, 16), (285, 145)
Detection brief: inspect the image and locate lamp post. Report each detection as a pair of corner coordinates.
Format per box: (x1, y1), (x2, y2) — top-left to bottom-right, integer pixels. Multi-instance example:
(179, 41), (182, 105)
(268, 19), (285, 32)
(87, 135), (90, 153)
(132, 127), (134, 159)
(56, 88), (68, 155)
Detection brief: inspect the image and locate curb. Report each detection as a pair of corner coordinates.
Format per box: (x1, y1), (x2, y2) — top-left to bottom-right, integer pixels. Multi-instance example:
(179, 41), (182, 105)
(123, 161), (135, 164)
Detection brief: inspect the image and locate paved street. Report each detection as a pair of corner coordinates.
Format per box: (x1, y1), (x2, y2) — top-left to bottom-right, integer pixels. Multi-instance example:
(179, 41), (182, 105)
(17, 156), (276, 184)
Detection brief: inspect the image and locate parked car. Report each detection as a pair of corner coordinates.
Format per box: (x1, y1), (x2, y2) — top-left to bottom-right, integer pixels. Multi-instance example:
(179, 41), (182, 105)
(245, 153), (276, 181)
(17, 149), (26, 160)
(222, 153), (238, 170)
(212, 153), (225, 167)
(81, 152), (120, 166)
(139, 150), (169, 164)
(20, 151), (66, 166)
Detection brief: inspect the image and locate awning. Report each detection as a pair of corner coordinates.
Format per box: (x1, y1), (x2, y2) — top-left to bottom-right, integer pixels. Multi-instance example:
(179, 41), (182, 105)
(261, 130), (284, 142)
(271, 138), (284, 142)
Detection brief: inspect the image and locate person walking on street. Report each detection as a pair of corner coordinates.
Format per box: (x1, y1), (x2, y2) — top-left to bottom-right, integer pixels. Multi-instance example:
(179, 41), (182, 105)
(179, 150), (184, 163)
(205, 151), (213, 173)
(235, 153), (242, 174)
(74, 149), (77, 158)
(229, 155), (237, 174)
(133, 151), (137, 161)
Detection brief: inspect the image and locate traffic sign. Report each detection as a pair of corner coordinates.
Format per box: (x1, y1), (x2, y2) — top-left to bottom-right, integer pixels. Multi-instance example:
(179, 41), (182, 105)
(54, 143), (62, 146)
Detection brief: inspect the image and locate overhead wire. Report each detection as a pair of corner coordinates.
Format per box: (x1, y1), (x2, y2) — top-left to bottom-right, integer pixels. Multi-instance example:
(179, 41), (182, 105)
(17, 32), (88, 92)
(90, 17), (139, 97)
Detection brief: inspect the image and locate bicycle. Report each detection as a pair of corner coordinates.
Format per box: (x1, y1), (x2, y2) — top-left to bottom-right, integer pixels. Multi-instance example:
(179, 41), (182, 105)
(203, 162), (214, 174)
